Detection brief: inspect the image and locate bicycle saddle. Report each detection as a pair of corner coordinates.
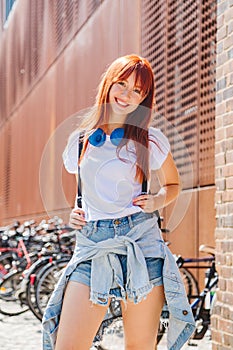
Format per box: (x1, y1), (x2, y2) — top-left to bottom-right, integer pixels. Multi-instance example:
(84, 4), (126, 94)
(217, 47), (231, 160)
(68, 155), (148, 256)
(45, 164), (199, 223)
(199, 244), (215, 256)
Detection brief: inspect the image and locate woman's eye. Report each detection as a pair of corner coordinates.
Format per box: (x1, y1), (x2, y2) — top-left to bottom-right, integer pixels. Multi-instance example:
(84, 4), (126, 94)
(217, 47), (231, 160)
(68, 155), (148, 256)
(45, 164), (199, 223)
(117, 81), (126, 87)
(133, 88), (142, 95)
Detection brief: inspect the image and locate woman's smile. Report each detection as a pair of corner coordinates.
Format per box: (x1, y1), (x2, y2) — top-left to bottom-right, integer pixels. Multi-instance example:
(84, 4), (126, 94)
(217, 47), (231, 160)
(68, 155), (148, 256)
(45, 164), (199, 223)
(109, 72), (145, 120)
(114, 97), (130, 107)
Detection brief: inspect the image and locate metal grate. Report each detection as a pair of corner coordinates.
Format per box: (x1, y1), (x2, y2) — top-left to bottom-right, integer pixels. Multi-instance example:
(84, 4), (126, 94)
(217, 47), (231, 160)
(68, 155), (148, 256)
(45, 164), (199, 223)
(0, 122), (11, 221)
(0, 0), (103, 222)
(2, 0), (102, 115)
(199, 0), (216, 186)
(142, 0), (216, 189)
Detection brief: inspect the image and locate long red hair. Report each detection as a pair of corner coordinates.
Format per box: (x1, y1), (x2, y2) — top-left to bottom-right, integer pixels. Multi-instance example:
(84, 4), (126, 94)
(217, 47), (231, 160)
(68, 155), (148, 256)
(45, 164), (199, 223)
(79, 54), (155, 183)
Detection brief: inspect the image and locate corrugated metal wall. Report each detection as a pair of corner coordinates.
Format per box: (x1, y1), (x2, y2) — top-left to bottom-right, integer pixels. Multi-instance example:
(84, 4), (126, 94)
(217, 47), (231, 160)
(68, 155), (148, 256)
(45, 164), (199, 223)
(0, 0), (141, 223)
(0, 0), (216, 271)
(141, 0), (216, 281)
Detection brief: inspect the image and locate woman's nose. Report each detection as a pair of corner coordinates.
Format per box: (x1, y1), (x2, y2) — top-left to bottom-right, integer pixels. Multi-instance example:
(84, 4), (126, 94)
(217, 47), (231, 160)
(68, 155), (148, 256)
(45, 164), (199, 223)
(121, 88), (131, 98)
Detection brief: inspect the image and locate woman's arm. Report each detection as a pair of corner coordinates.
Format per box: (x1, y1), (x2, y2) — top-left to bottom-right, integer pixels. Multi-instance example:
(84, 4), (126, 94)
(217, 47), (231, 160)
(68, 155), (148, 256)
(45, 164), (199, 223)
(69, 175), (87, 229)
(132, 152), (181, 213)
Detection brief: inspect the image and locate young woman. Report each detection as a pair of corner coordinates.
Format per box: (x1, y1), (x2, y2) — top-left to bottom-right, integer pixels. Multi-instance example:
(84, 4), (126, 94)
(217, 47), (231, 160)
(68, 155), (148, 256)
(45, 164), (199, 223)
(42, 55), (195, 350)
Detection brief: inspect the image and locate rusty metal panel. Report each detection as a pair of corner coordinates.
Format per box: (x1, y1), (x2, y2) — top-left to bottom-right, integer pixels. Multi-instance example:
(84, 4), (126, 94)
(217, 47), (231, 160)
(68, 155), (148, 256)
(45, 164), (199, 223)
(2, 0), (103, 122)
(0, 0), (141, 224)
(0, 122), (10, 222)
(141, 0), (216, 190)
(199, 1), (216, 186)
(142, 0), (167, 115)
(0, 36), (6, 124)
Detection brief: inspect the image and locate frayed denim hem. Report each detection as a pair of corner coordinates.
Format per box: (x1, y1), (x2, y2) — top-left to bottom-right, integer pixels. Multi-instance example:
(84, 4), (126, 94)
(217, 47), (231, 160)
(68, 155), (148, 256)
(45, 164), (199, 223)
(90, 288), (127, 306)
(126, 282), (153, 304)
(89, 282), (154, 306)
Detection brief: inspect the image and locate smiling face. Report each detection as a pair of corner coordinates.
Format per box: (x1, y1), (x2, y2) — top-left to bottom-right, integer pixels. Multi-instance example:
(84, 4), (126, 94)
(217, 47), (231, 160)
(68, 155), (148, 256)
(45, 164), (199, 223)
(108, 72), (145, 122)
(92, 55), (154, 130)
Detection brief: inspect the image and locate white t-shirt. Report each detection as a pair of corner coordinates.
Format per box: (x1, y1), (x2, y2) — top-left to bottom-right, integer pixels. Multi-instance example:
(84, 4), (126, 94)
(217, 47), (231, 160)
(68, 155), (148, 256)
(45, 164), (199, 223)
(63, 127), (170, 221)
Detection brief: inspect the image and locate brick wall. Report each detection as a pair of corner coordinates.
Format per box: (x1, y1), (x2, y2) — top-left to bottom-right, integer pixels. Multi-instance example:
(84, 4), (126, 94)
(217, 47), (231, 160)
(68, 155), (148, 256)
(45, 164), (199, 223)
(212, 0), (233, 349)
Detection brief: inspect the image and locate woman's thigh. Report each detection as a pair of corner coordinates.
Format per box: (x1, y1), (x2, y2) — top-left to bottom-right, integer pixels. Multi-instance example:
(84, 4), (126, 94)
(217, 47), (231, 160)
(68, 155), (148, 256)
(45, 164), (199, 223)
(122, 285), (165, 350)
(55, 281), (108, 350)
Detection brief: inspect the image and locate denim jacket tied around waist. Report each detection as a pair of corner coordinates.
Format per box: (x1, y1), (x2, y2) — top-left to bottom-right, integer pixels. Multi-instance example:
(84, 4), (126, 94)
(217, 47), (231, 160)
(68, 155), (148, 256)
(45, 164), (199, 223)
(42, 216), (195, 350)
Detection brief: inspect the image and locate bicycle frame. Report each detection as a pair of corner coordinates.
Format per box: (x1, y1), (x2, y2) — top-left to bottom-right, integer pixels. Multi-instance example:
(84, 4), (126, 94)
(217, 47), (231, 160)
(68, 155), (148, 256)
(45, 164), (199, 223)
(0, 238), (32, 270)
(191, 259), (218, 309)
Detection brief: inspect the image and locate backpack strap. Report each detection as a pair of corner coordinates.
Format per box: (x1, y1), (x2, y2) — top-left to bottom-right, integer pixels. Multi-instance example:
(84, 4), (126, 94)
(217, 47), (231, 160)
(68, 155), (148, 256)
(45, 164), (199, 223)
(77, 132), (84, 208)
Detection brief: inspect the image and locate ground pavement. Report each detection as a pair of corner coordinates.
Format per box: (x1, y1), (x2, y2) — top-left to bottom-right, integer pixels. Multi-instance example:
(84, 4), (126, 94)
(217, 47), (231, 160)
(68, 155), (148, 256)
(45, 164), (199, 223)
(0, 311), (212, 350)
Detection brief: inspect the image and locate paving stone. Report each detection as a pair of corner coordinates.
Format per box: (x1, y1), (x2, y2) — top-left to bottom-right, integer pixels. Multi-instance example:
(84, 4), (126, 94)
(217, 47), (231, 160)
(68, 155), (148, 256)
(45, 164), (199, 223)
(0, 311), (212, 350)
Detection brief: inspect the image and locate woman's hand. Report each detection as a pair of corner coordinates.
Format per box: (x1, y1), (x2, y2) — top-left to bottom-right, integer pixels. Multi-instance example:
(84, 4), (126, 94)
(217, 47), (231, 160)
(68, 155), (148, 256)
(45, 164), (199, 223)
(69, 208), (87, 230)
(132, 193), (163, 213)
(133, 152), (181, 213)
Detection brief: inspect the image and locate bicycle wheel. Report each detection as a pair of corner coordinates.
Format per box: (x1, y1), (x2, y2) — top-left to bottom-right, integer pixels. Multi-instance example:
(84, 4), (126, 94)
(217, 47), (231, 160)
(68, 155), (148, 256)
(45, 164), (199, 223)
(95, 314), (163, 350)
(109, 298), (122, 317)
(180, 267), (199, 301)
(94, 300), (164, 349)
(0, 252), (14, 281)
(0, 270), (29, 316)
(25, 257), (52, 321)
(193, 308), (210, 340)
(35, 259), (69, 316)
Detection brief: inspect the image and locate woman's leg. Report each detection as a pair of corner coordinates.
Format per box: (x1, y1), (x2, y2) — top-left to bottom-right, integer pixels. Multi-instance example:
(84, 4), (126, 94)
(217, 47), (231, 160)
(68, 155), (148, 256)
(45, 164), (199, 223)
(55, 281), (109, 350)
(122, 285), (165, 350)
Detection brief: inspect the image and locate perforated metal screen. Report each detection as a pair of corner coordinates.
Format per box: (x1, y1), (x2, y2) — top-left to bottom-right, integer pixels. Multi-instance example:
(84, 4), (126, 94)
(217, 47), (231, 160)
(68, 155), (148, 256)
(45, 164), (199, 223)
(0, 0), (103, 221)
(142, 0), (216, 189)
(0, 0), (216, 224)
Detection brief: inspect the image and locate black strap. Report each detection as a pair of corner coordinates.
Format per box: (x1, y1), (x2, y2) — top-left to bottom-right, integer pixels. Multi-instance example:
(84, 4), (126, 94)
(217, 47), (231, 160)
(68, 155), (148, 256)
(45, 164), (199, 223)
(77, 133), (84, 208)
(141, 178), (147, 194)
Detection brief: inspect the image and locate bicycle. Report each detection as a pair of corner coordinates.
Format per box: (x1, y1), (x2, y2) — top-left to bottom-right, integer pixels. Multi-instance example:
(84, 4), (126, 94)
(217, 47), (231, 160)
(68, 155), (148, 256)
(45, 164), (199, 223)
(158, 244), (218, 344)
(0, 217), (75, 317)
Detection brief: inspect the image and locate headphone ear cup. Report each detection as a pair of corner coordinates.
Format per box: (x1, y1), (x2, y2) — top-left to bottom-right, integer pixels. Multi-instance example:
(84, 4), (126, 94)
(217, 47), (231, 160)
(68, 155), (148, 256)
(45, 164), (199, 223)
(88, 128), (106, 147)
(110, 128), (124, 146)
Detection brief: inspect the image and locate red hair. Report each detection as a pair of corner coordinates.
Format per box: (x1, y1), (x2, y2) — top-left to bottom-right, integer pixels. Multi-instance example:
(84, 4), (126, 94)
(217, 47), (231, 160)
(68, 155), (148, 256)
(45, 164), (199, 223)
(79, 54), (155, 183)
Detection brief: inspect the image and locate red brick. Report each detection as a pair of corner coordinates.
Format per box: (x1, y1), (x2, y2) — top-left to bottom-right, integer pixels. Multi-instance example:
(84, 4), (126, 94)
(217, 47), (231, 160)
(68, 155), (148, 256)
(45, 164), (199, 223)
(225, 8), (233, 22)
(222, 190), (233, 202)
(218, 26), (227, 40)
(216, 103), (227, 117)
(226, 202), (233, 214)
(216, 65), (224, 79)
(226, 150), (233, 163)
(225, 254), (232, 266)
(226, 279), (233, 290)
(216, 153), (226, 166)
(212, 328), (222, 344)
(217, 13), (225, 29)
(226, 99), (233, 112)
(215, 228), (227, 240)
(226, 138), (233, 151)
(223, 292), (233, 305)
(218, 318), (233, 334)
(219, 276), (227, 289)
(223, 215), (233, 226)
(222, 165), (233, 177)
(226, 125), (233, 138)
(226, 177), (233, 188)
(216, 115), (223, 128)
(225, 228), (233, 239)
(216, 140), (226, 153)
(216, 178), (226, 191)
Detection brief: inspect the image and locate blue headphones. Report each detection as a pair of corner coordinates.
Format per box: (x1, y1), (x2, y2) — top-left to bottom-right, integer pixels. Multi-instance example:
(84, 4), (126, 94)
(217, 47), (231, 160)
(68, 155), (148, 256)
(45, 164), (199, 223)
(88, 128), (124, 147)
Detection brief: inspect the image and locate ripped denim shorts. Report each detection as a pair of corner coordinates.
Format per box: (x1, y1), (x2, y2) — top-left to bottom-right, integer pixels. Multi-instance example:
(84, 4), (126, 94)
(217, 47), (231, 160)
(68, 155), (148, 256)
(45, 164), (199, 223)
(69, 211), (164, 299)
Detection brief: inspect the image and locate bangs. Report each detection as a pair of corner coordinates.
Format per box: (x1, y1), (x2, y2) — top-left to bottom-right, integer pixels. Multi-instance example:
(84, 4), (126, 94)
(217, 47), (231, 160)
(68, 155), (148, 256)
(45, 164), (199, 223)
(117, 62), (153, 97)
